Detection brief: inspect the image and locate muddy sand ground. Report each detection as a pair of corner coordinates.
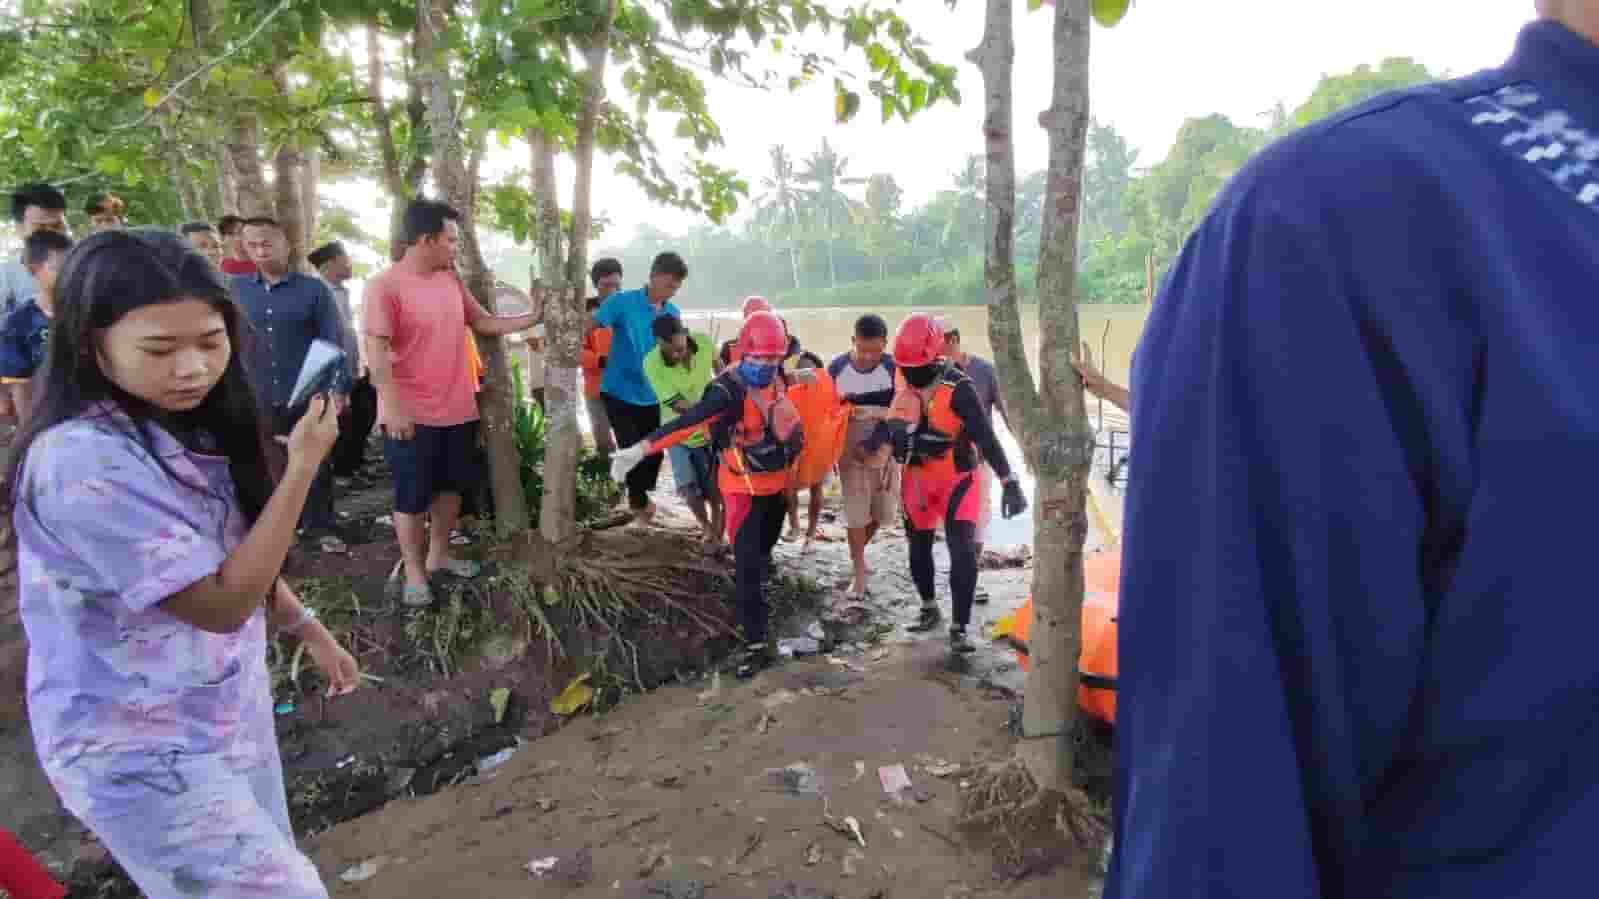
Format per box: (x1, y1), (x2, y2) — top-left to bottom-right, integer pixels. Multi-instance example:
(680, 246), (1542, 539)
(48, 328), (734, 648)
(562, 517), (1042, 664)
(3, 457), (1113, 898)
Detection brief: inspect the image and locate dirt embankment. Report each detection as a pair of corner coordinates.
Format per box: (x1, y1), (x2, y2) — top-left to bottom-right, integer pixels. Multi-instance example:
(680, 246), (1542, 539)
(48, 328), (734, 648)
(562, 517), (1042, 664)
(4, 469), (1110, 898)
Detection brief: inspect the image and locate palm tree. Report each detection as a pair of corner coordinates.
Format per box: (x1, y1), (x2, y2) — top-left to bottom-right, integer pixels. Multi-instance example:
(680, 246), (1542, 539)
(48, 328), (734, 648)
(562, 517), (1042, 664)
(753, 144), (807, 290)
(947, 154), (986, 251)
(861, 173), (903, 280)
(797, 138), (865, 288)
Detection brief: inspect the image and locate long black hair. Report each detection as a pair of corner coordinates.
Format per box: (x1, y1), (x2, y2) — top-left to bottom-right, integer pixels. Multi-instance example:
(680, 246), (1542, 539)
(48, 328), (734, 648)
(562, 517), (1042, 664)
(3, 228), (275, 535)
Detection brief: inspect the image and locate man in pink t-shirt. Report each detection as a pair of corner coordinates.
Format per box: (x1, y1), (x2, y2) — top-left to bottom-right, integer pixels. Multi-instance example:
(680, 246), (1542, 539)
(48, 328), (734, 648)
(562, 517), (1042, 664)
(364, 198), (541, 607)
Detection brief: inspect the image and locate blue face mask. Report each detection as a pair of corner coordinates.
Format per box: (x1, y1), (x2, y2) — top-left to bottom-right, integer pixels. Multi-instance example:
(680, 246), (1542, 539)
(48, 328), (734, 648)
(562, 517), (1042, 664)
(737, 359), (779, 387)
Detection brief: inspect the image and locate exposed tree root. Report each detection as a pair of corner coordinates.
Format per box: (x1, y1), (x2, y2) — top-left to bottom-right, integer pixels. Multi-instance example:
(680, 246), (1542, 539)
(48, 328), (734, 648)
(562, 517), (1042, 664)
(509, 527), (740, 643)
(957, 757), (1110, 880)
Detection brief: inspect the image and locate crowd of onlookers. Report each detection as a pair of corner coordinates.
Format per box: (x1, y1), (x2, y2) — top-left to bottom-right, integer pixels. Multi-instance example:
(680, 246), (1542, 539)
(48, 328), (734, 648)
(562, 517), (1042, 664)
(10, 11), (1599, 899)
(0, 185), (1030, 898)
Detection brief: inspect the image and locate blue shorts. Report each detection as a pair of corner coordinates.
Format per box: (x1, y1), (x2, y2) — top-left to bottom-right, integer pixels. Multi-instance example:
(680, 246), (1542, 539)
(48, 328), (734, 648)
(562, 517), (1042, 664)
(384, 421), (483, 515)
(667, 443), (716, 501)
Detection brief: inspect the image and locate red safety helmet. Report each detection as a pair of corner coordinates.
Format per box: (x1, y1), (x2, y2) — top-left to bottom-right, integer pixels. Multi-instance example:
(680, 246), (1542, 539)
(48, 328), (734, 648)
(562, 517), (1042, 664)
(738, 310), (789, 358)
(893, 312), (945, 368)
(741, 295), (774, 319)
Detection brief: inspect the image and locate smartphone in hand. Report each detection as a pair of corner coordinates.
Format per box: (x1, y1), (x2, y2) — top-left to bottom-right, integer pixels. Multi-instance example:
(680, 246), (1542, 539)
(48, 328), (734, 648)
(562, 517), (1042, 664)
(287, 340), (348, 416)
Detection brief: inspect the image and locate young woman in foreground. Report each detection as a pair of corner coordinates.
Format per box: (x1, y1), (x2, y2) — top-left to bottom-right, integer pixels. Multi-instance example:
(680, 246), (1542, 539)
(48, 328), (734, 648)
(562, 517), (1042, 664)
(7, 229), (358, 898)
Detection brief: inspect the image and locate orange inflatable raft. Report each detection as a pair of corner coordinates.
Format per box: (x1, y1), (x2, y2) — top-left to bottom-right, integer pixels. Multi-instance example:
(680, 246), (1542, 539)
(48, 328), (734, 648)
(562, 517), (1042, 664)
(990, 549), (1120, 725)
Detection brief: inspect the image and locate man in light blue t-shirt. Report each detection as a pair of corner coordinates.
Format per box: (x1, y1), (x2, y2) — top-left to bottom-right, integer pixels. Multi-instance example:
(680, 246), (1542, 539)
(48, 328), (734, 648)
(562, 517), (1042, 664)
(589, 251), (686, 521)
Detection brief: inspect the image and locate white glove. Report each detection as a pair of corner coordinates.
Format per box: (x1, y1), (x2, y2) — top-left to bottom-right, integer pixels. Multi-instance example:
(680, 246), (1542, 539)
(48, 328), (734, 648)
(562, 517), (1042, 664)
(611, 442), (648, 483)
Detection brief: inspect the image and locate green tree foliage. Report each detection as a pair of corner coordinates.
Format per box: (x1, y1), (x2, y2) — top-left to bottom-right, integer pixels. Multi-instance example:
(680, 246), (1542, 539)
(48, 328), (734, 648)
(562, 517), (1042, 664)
(1292, 57), (1436, 127)
(797, 137), (864, 286)
(594, 55), (1442, 310)
(860, 172), (902, 279)
(753, 144), (807, 289)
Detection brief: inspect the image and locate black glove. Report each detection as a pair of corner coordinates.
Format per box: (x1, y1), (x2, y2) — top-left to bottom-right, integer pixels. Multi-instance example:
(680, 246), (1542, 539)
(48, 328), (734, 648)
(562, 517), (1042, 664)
(890, 426), (913, 464)
(1001, 479), (1028, 519)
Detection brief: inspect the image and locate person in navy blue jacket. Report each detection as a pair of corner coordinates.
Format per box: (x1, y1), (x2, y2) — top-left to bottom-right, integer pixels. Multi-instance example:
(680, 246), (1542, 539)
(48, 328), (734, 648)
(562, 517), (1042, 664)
(1109, 11), (1599, 899)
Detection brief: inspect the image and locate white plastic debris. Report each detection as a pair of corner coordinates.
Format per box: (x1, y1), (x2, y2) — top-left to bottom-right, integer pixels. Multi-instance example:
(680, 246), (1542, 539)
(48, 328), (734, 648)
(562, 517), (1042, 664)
(339, 856), (389, 883)
(477, 746), (518, 773)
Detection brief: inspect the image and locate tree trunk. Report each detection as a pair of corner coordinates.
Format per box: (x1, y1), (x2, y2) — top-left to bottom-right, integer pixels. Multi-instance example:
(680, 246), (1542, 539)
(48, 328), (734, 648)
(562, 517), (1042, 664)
(530, 133), (563, 283)
(369, 22), (412, 254)
(226, 111), (272, 217)
(540, 0), (618, 542)
(273, 142), (308, 268)
(416, 0), (530, 534)
(167, 144), (197, 222)
(214, 142), (236, 215)
(825, 207), (837, 287)
(789, 239), (801, 290)
(301, 146), (320, 246)
(978, 0), (1095, 792)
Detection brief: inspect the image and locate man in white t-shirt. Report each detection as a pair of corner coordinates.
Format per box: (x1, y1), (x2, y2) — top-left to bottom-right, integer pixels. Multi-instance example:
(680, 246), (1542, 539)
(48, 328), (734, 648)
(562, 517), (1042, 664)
(826, 314), (901, 600)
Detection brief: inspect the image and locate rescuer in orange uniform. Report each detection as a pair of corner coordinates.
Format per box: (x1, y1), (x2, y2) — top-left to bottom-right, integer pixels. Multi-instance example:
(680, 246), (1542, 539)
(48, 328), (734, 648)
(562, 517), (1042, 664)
(866, 313), (1028, 654)
(611, 311), (809, 678)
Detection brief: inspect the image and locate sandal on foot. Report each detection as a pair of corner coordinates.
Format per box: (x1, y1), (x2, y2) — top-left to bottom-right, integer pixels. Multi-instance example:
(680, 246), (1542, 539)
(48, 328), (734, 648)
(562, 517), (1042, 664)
(908, 605), (943, 633)
(401, 583), (435, 608)
(429, 558), (482, 579)
(735, 643), (774, 680)
(973, 588), (991, 606)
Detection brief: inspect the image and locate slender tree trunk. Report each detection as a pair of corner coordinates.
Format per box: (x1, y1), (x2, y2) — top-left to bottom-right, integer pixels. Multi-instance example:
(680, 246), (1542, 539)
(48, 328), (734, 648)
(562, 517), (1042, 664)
(273, 141), (308, 267)
(825, 206), (837, 287)
(214, 142), (237, 214)
(417, 0), (530, 533)
(167, 145), (198, 221)
(530, 133), (563, 283)
(301, 146), (320, 246)
(227, 111), (272, 216)
(978, 0), (1095, 792)
(789, 234), (801, 289)
(540, 0), (618, 541)
(268, 66), (309, 264)
(369, 23), (415, 253)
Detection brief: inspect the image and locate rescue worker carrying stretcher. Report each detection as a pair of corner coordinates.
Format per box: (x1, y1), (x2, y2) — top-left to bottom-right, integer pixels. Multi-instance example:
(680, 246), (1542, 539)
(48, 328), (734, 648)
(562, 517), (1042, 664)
(611, 311), (810, 678)
(864, 312), (1028, 655)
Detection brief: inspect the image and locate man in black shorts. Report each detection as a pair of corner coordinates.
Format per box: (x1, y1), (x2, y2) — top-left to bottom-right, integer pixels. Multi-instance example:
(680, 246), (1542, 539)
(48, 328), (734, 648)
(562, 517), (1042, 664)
(364, 199), (542, 606)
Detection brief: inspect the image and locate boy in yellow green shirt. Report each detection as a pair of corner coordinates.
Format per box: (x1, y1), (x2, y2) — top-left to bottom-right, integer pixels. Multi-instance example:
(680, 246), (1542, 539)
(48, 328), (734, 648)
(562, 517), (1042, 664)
(642, 314), (722, 544)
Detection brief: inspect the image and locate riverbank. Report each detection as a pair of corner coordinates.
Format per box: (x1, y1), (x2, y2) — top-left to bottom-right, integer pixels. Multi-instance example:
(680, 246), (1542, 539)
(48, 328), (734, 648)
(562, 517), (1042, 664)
(299, 499), (1111, 898)
(1, 453), (1113, 897)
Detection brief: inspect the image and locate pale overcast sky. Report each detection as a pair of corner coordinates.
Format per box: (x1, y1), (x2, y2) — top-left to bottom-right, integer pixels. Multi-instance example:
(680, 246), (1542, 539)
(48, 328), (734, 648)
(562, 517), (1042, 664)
(569, 1), (1537, 241)
(346, 2), (1539, 252)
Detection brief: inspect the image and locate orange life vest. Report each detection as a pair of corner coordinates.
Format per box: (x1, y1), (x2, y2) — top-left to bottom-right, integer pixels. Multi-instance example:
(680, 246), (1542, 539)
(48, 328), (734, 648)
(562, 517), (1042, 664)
(887, 367), (969, 482)
(717, 375), (803, 496)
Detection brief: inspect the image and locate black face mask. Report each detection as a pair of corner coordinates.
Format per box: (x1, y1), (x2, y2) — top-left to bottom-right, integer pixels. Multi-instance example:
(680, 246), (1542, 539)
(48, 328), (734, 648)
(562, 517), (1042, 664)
(903, 363), (941, 389)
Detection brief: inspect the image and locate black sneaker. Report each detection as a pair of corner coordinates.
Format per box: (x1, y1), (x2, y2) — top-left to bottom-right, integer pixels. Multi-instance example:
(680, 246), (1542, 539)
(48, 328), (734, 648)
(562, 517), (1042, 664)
(949, 628), (977, 654)
(735, 643), (774, 680)
(908, 605), (943, 632)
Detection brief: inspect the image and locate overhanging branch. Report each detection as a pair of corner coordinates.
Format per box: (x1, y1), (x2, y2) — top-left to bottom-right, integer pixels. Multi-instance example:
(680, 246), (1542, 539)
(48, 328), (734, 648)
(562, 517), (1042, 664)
(111, 0), (295, 133)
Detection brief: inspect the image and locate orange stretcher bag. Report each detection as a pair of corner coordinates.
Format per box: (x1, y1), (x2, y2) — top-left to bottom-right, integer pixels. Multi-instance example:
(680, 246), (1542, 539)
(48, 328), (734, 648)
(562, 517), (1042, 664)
(991, 550), (1120, 725)
(784, 368), (849, 489)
